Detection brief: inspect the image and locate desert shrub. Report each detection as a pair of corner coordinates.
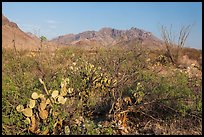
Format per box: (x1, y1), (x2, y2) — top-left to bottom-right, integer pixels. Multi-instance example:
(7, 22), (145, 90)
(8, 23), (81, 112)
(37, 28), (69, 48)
(64, 59), (118, 115)
(12, 59), (117, 135)
(136, 69), (201, 121)
(2, 45), (202, 135)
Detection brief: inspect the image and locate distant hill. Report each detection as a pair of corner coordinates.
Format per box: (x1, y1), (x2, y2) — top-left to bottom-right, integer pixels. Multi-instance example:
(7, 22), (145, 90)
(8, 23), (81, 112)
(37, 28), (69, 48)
(2, 14), (40, 50)
(50, 27), (163, 49)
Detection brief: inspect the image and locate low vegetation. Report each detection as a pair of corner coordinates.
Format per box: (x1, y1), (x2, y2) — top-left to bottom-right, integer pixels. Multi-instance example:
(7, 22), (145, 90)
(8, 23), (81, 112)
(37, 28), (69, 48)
(2, 44), (202, 135)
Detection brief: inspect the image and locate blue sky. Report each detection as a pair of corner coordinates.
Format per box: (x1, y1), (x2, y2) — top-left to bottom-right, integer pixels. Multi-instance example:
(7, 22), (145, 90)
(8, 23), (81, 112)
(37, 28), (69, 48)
(2, 2), (202, 49)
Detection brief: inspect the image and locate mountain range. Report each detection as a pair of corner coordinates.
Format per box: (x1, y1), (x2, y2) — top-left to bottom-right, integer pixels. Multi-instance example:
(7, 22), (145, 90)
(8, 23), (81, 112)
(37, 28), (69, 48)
(2, 14), (163, 50)
(51, 27), (162, 49)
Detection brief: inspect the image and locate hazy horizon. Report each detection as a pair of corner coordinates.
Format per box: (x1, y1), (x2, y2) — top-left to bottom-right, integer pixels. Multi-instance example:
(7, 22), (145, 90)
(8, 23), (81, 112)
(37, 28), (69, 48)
(2, 2), (202, 49)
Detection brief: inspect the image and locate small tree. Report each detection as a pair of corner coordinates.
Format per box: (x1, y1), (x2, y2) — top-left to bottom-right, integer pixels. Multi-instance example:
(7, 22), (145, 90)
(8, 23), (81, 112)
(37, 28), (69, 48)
(40, 36), (47, 42)
(40, 36), (47, 49)
(160, 25), (192, 65)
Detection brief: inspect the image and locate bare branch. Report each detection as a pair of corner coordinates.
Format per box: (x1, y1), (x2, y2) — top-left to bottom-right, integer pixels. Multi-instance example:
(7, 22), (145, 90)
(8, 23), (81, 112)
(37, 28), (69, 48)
(160, 24), (192, 64)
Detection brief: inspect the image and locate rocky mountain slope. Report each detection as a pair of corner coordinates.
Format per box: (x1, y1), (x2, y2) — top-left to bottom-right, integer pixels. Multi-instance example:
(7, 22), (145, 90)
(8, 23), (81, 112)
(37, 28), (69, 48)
(51, 27), (163, 49)
(2, 14), (40, 50)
